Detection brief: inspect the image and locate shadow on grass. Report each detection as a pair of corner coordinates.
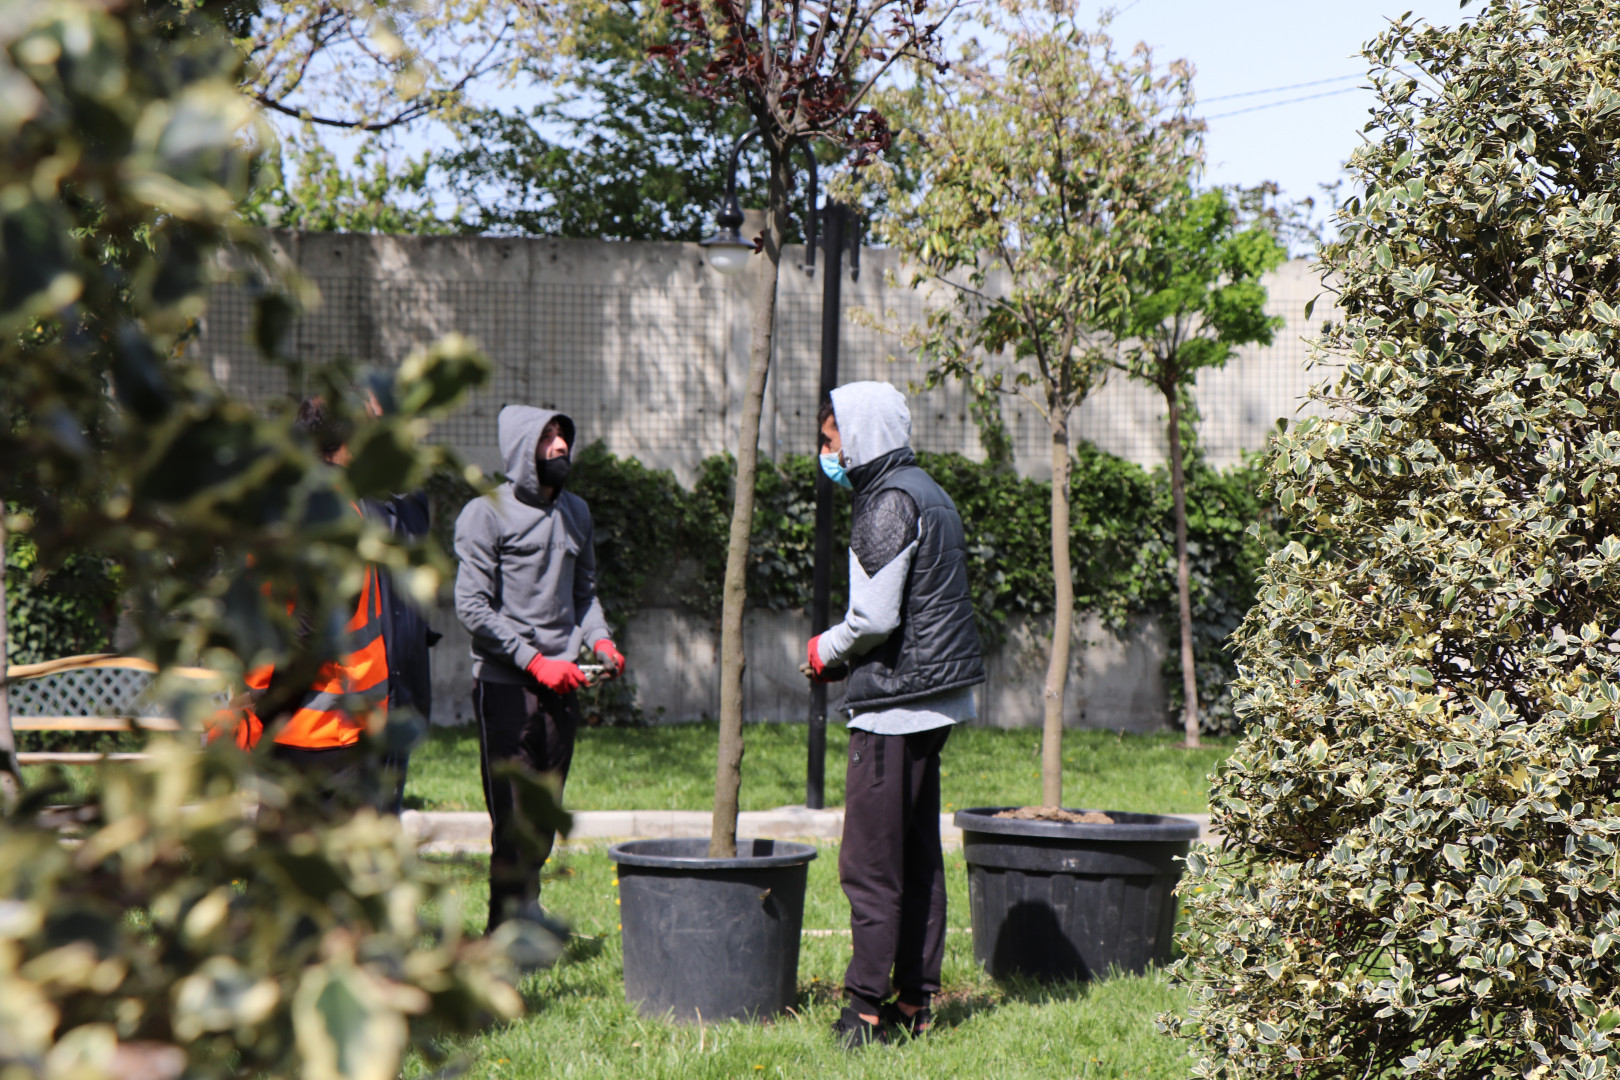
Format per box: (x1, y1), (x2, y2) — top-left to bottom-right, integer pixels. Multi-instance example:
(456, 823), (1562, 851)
(518, 941), (620, 1013)
(423, 852), (487, 885)
(795, 975), (843, 1010)
(994, 972), (1094, 1006)
(792, 975), (1034, 1030)
(562, 932), (608, 964)
(792, 978), (1004, 1034)
(932, 987), (1003, 1029)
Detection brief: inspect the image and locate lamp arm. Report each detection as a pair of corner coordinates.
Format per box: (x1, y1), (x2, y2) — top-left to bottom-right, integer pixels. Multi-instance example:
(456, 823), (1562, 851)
(718, 127), (761, 229)
(797, 138), (819, 277)
(713, 128), (822, 278)
(849, 212), (861, 282)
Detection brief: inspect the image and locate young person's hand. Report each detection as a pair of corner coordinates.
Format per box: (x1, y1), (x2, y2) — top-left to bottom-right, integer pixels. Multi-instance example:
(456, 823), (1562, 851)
(594, 640), (626, 679)
(526, 655), (587, 694)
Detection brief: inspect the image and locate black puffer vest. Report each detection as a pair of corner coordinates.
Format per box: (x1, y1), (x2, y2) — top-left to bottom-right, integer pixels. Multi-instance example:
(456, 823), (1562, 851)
(843, 448), (985, 709)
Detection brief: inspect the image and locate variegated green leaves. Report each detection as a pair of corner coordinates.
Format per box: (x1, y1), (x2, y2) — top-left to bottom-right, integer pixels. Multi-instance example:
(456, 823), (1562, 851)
(1170, 3), (1620, 1080)
(0, 744), (556, 1080)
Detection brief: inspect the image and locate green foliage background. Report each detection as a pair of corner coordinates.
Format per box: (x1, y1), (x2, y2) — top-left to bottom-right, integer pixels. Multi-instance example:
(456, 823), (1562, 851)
(3, 528), (119, 666)
(420, 440), (1285, 732)
(17, 438), (1280, 731)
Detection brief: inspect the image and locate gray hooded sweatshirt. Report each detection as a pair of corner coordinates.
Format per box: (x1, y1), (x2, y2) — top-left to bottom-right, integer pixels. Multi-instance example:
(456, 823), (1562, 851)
(818, 381), (978, 734)
(454, 405), (611, 685)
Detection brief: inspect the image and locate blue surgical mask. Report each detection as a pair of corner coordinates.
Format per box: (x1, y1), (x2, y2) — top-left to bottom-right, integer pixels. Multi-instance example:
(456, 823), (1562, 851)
(820, 452), (852, 490)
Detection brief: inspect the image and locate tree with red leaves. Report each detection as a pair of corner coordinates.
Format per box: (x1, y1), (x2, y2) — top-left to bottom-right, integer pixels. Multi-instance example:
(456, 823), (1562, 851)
(651, 0), (959, 858)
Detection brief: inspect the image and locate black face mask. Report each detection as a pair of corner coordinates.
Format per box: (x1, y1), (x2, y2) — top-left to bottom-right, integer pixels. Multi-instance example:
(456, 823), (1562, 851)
(537, 454), (571, 492)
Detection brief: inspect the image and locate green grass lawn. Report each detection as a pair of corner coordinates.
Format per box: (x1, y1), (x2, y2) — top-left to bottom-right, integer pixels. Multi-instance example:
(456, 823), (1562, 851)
(404, 722), (1234, 815)
(411, 845), (1197, 1079)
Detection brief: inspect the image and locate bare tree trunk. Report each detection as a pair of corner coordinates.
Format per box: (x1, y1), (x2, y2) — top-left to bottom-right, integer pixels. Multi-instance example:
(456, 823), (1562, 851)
(1041, 408), (1073, 809)
(710, 138), (791, 858)
(1166, 384), (1201, 749)
(0, 514), (18, 811)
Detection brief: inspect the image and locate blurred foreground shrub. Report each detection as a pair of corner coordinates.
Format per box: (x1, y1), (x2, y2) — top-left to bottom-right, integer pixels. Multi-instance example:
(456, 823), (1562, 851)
(0, 743), (556, 1080)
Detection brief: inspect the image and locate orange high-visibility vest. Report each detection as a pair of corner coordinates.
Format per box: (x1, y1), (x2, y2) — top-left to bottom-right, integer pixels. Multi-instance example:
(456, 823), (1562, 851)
(239, 564), (390, 750)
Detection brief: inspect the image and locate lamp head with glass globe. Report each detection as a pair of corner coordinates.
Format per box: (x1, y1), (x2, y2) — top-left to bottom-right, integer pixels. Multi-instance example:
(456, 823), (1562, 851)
(700, 191), (753, 276)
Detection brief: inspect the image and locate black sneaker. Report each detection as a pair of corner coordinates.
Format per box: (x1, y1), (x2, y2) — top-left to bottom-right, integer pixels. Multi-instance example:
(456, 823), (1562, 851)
(832, 1005), (889, 1049)
(879, 1000), (933, 1039)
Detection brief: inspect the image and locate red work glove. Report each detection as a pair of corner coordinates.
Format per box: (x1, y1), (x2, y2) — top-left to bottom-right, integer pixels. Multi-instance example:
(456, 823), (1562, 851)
(802, 635), (846, 684)
(526, 655), (587, 694)
(594, 639), (626, 678)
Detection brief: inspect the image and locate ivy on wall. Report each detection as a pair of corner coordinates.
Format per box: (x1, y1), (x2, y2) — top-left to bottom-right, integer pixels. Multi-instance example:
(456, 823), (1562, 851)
(5, 522), (128, 752)
(14, 442), (1283, 732)
(4, 529), (120, 666)
(430, 440), (1286, 731)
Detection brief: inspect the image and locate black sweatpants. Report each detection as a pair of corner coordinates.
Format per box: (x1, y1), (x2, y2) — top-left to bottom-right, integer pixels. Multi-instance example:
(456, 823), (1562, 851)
(839, 725), (951, 1014)
(270, 743), (378, 815)
(474, 679), (580, 930)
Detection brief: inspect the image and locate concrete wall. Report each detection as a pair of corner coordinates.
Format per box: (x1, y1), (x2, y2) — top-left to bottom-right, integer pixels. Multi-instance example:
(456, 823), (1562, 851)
(199, 234), (1338, 481)
(196, 232), (1332, 731)
(430, 602), (1166, 733)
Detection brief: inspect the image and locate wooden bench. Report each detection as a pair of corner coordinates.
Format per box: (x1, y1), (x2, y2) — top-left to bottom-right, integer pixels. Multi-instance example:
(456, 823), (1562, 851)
(5, 654), (226, 765)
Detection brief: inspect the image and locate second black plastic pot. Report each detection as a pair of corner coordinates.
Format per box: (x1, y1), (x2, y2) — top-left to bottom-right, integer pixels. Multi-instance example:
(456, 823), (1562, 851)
(955, 807), (1200, 982)
(608, 837), (818, 1022)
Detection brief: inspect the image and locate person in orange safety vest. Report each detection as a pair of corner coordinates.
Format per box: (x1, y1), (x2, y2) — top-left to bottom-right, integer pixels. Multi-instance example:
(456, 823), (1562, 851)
(225, 398), (394, 808)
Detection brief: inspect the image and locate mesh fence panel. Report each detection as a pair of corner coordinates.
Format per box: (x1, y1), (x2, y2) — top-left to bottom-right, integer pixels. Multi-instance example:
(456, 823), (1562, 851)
(190, 279), (297, 402)
(191, 240), (1333, 476)
(1194, 271), (1337, 467)
(774, 288), (987, 460)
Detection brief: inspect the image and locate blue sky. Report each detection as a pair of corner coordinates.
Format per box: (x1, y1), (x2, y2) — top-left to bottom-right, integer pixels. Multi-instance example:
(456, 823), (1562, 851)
(293, 1), (1475, 226)
(1104, 0), (1466, 205)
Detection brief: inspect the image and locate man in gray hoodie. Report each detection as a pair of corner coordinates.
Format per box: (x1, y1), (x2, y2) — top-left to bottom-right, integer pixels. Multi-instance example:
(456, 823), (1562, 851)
(803, 381), (985, 1047)
(455, 404), (626, 931)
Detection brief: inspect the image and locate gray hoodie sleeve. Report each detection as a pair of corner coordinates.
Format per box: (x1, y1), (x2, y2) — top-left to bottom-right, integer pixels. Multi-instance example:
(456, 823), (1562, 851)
(454, 499), (541, 672)
(818, 544), (916, 666)
(572, 507), (613, 647)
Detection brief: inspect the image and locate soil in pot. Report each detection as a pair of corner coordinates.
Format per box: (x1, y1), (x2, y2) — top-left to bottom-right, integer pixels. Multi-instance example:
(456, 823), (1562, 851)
(995, 807), (1114, 824)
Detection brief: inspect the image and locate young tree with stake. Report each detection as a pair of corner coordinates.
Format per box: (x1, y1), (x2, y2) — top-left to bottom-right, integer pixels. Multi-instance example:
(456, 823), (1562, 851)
(875, 0), (1199, 808)
(652, 0), (957, 857)
(1114, 187), (1286, 748)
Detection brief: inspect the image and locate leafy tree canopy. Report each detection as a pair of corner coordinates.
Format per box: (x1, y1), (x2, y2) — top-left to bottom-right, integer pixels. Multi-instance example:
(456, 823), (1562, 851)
(242, 135), (454, 234)
(869, 0), (1201, 801)
(433, 0), (774, 241)
(245, 0), (847, 242)
(1114, 184), (1287, 744)
(1119, 186), (1287, 389)
(236, 0), (548, 133)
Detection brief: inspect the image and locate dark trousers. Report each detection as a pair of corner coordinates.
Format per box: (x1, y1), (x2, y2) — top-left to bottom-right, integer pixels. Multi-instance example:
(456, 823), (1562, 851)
(474, 679), (579, 930)
(381, 752), (409, 815)
(269, 743), (377, 815)
(839, 725), (951, 1013)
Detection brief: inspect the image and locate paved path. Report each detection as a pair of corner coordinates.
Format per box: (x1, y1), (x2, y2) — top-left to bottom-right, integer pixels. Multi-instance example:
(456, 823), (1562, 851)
(402, 808), (1216, 855)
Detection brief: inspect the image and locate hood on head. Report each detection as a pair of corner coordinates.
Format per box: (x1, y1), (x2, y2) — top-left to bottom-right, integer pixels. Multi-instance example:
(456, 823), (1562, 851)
(829, 382), (911, 469)
(498, 404), (576, 503)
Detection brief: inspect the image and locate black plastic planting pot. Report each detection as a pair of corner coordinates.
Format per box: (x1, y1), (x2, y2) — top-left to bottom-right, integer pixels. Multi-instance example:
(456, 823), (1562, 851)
(608, 838), (818, 1023)
(955, 807), (1201, 982)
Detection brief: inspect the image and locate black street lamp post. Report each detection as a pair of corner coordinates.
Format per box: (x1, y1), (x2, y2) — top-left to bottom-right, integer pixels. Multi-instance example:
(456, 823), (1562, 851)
(806, 200), (858, 809)
(701, 129), (859, 810)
